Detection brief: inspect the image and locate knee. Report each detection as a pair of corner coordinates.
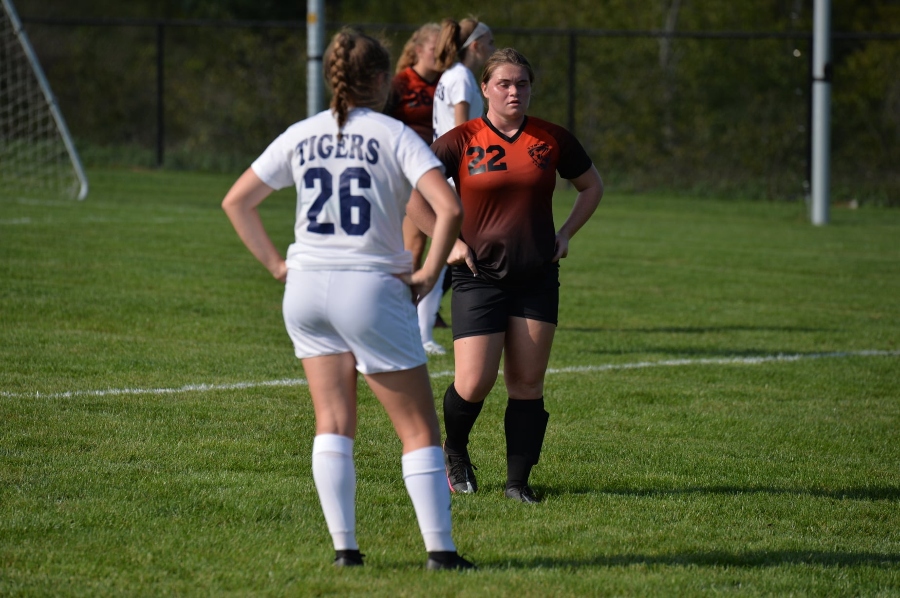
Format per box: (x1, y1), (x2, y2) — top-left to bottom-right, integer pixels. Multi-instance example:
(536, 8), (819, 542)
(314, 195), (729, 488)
(454, 376), (497, 403)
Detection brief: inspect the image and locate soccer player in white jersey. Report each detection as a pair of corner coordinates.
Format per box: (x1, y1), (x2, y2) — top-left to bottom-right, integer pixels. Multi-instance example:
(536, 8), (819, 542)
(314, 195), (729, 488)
(221, 28), (474, 571)
(416, 17), (495, 356)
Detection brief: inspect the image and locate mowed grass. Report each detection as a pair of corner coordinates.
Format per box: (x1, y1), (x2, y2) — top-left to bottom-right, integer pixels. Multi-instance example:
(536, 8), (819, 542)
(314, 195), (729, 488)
(1, 169), (898, 596)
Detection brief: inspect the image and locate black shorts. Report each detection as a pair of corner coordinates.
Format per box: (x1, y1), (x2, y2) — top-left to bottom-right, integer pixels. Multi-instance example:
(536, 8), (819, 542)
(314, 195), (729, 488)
(450, 263), (560, 340)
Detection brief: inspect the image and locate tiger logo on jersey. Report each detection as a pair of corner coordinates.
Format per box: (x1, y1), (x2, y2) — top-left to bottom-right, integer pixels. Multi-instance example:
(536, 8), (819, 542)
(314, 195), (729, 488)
(528, 142), (552, 170)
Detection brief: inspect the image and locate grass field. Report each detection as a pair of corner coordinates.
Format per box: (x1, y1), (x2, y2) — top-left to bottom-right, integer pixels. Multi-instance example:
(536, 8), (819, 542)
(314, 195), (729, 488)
(1, 168), (898, 596)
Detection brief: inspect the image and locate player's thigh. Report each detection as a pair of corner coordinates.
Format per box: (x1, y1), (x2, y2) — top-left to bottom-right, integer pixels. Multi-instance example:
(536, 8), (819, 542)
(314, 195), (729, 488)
(503, 317), (556, 399)
(450, 266), (509, 340)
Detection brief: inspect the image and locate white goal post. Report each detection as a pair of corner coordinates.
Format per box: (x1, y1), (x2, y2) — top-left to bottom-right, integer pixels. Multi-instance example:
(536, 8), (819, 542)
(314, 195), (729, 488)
(1, 0), (88, 200)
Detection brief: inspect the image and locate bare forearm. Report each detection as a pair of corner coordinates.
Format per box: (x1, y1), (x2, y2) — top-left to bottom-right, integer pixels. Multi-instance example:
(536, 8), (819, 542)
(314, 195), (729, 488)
(412, 169), (462, 281)
(420, 212), (460, 281)
(406, 189), (438, 237)
(223, 203), (285, 278)
(558, 166), (604, 240)
(221, 168), (286, 281)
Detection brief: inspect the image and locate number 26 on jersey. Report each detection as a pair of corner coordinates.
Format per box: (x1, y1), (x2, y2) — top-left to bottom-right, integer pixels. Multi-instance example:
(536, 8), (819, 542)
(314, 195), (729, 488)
(303, 167), (372, 235)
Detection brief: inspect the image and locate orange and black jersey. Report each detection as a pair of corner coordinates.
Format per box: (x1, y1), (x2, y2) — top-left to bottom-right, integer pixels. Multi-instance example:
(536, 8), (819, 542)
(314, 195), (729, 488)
(431, 115), (593, 281)
(384, 67), (437, 145)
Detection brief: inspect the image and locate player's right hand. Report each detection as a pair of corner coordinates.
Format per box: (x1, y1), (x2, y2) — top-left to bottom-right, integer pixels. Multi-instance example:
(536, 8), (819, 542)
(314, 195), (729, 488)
(447, 239), (478, 276)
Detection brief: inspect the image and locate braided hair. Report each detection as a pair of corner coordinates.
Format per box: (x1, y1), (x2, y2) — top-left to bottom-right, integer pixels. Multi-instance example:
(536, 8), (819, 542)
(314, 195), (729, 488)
(324, 28), (391, 139)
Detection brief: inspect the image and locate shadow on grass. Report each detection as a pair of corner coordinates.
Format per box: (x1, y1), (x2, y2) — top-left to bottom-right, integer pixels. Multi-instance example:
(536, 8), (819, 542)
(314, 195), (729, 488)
(486, 550), (900, 570)
(576, 347), (816, 358)
(548, 485), (900, 501)
(560, 325), (830, 335)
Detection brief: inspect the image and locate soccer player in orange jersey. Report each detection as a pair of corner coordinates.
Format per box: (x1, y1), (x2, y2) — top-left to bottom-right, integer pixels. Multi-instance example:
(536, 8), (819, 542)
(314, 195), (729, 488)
(385, 23), (442, 282)
(408, 48), (604, 503)
(385, 23), (442, 146)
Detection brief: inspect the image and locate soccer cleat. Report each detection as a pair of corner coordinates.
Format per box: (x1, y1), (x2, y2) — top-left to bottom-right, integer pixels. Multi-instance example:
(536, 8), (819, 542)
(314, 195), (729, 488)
(333, 549), (364, 567)
(504, 485), (540, 504)
(423, 340), (447, 356)
(444, 448), (478, 494)
(426, 551), (477, 571)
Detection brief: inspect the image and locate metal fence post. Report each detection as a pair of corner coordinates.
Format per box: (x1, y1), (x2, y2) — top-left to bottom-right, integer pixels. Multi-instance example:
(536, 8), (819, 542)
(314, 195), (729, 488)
(156, 21), (164, 168)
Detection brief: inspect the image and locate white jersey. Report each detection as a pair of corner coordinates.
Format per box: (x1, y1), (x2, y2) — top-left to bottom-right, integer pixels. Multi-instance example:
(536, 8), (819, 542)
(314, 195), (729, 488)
(251, 108), (443, 274)
(432, 62), (483, 140)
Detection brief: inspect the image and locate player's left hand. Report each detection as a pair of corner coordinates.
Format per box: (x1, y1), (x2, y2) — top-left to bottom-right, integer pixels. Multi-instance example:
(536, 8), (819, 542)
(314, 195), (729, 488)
(552, 232), (570, 262)
(396, 271), (436, 305)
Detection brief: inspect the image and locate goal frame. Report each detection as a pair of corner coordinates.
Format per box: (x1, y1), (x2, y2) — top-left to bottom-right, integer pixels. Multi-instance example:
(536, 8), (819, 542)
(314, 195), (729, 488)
(2, 0), (88, 199)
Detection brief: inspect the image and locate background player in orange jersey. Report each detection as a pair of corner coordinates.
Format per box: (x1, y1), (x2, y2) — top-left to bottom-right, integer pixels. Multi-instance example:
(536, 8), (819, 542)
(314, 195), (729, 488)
(407, 48), (604, 504)
(384, 23), (444, 323)
(386, 22), (442, 146)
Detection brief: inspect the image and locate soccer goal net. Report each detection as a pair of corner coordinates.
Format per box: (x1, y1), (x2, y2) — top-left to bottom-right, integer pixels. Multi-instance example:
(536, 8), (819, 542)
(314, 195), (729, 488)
(1, 0), (87, 200)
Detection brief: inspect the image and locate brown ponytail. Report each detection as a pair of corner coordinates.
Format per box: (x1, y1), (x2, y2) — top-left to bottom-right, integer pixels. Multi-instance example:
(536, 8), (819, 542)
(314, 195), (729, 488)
(434, 17), (480, 71)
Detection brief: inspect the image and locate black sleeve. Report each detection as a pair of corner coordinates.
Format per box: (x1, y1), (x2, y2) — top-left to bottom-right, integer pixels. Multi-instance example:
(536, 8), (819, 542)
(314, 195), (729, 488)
(553, 126), (593, 180)
(430, 130), (464, 181)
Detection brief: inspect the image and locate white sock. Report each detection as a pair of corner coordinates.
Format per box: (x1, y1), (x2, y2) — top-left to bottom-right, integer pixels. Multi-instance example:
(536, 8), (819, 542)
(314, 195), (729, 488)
(402, 446), (456, 552)
(311, 434), (357, 550)
(417, 266), (446, 344)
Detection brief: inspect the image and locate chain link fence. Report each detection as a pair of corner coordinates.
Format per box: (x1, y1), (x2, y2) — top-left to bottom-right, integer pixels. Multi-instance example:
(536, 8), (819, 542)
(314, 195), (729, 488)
(18, 17), (900, 202)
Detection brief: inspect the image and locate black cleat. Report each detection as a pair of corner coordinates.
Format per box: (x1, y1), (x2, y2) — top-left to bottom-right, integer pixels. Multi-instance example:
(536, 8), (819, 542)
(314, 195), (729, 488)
(505, 485), (541, 504)
(444, 447), (478, 494)
(426, 551), (477, 570)
(333, 549), (364, 567)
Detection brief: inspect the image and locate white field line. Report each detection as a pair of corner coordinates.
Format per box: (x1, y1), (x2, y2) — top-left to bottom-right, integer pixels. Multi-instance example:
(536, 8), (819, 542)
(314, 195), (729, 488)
(2, 350), (898, 400)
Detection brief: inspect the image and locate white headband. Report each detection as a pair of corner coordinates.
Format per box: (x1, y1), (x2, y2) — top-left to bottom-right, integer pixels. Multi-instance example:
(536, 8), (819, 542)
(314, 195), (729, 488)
(461, 22), (491, 49)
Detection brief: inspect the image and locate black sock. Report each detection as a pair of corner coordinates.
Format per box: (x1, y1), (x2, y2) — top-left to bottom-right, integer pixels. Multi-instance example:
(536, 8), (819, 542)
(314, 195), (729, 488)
(443, 383), (483, 455)
(505, 397), (549, 489)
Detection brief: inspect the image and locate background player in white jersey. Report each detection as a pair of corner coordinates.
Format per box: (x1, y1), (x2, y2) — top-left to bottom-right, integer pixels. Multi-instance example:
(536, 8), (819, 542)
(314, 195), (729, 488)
(417, 17), (495, 356)
(221, 28), (474, 571)
(433, 17), (494, 141)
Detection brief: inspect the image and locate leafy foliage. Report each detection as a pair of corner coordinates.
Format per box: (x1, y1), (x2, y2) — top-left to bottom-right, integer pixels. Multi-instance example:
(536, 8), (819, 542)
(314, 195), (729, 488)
(11, 0), (900, 201)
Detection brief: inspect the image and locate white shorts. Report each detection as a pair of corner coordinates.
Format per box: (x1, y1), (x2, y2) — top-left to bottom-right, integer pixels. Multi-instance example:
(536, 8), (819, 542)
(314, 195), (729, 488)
(282, 269), (427, 375)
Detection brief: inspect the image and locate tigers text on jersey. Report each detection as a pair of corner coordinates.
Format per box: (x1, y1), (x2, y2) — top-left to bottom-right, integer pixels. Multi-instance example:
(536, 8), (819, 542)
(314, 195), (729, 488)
(431, 115), (593, 281)
(386, 67), (437, 145)
(251, 108), (442, 274)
